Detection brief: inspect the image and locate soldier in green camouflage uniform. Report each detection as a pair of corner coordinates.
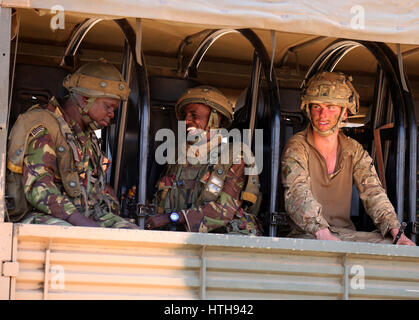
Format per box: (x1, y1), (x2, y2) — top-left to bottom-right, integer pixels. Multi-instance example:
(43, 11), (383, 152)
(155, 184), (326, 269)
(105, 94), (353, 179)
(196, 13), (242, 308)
(145, 86), (262, 235)
(7, 61), (139, 229)
(281, 71), (415, 245)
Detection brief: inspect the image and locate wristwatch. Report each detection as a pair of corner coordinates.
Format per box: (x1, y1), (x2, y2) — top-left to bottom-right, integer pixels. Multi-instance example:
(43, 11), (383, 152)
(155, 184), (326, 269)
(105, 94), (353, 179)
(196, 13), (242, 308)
(169, 212), (180, 224)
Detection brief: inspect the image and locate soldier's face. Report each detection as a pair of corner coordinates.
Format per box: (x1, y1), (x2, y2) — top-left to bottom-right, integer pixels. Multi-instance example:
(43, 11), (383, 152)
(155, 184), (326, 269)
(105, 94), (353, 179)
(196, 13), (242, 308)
(310, 103), (347, 132)
(183, 103), (211, 135)
(87, 97), (120, 127)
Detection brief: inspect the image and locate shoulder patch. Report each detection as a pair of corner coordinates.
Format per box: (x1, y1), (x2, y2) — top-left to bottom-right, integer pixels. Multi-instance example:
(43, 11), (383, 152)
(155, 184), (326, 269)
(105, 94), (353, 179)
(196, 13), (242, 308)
(30, 125), (46, 137)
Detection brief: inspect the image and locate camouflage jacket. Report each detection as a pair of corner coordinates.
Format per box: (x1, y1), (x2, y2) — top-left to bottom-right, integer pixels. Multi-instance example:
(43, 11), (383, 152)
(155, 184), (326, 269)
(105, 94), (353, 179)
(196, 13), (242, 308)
(281, 127), (400, 237)
(22, 98), (119, 221)
(154, 133), (262, 235)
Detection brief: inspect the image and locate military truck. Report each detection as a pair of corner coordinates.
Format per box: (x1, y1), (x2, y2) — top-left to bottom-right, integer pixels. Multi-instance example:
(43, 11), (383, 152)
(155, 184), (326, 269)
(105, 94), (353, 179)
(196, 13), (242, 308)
(0, 1), (418, 300)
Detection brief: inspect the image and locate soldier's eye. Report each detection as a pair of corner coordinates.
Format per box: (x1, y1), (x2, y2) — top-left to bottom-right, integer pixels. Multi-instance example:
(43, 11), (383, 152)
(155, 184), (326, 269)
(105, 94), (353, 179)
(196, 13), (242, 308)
(104, 105), (113, 112)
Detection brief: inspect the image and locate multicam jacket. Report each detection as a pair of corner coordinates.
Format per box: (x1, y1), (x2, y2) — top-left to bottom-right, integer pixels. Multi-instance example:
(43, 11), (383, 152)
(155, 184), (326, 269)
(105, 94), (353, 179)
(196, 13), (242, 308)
(20, 98), (134, 228)
(154, 134), (262, 235)
(281, 127), (400, 237)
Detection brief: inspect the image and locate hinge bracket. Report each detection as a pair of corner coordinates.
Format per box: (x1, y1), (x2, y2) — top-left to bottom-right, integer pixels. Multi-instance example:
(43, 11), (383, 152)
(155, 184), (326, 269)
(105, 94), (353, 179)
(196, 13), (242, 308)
(2, 261), (19, 277)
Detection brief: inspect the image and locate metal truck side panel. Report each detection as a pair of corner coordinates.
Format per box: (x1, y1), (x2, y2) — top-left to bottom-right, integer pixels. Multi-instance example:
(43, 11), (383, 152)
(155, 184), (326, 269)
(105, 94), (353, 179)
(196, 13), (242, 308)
(0, 223), (14, 299)
(10, 223), (419, 300)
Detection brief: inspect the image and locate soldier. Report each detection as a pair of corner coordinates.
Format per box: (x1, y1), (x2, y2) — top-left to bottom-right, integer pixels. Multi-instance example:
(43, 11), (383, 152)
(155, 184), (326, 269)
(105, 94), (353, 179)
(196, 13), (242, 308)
(281, 71), (415, 245)
(145, 86), (262, 235)
(6, 60), (139, 229)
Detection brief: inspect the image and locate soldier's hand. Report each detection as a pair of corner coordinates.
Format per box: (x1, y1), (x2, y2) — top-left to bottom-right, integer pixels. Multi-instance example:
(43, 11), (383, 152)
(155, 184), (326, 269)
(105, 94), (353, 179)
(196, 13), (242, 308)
(104, 184), (118, 200)
(315, 228), (341, 241)
(145, 214), (170, 230)
(67, 212), (100, 228)
(390, 228), (416, 246)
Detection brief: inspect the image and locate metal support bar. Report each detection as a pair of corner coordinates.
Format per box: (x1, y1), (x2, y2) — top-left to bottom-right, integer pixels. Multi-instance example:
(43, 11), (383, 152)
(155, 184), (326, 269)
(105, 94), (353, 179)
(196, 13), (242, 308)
(279, 36), (327, 67)
(376, 43), (407, 222)
(112, 42), (133, 194)
(342, 254), (349, 300)
(60, 18), (102, 67)
(234, 29), (282, 238)
(391, 44), (418, 243)
(247, 52), (261, 147)
(176, 29), (211, 75)
(10, 223), (18, 300)
(113, 19), (150, 224)
(43, 246), (51, 300)
(0, 8), (11, 224)
(370, 66), (385, 161)
(199, 246), (207, 300)
(402, 47), (419, 58)
(373, 123), (394, 190)
(397, 44), (409, 92)
(183, 29), (239, 78)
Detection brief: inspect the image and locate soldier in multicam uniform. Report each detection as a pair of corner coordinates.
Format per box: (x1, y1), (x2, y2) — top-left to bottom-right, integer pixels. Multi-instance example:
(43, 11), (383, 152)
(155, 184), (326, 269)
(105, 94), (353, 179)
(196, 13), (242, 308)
(145, 86), (262, 235)
(281, 71), (415, 245)
(6, 61), (139, 229)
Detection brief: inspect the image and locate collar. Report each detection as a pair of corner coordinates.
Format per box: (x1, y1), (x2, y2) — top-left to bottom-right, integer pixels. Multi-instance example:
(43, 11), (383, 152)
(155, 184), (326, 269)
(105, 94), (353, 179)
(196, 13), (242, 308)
(48, 96), (89, 138)
(305, 126), (352, 160)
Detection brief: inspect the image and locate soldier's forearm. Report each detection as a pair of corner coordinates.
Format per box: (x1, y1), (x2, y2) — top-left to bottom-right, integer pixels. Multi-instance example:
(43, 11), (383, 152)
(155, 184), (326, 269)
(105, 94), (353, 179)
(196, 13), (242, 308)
(183, 197), (241, 233)
(285, 184), (329, 235)
(25, 178), (79, 220)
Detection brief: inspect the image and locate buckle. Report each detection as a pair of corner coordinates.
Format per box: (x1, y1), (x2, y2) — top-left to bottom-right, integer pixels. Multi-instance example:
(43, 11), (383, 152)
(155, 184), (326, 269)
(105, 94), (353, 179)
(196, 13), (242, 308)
(136, 204), (155, 217)
(270, 212), (289, 227)
(412, 221), (418, 235)
(176, 180), (185, 187)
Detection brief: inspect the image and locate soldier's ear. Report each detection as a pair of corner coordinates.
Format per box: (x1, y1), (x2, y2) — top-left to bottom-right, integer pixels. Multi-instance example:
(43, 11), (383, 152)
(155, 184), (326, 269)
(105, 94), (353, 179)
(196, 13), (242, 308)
(72, 93), (87, 106)
(218, 113), (223, 127)
(342, 108), (348, 121)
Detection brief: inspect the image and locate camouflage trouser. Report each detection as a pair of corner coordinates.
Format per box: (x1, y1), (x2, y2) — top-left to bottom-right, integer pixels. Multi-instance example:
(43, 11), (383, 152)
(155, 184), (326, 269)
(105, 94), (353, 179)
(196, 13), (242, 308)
(21, 204), (139, 229)
(227, 212), (263, 236)
(287, 226), (393, 244)
(204, 211), (263, 236)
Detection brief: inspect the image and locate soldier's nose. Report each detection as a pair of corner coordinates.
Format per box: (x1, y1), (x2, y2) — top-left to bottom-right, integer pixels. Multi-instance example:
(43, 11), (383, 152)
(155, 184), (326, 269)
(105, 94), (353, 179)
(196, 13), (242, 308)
(185, 115), (193, 125)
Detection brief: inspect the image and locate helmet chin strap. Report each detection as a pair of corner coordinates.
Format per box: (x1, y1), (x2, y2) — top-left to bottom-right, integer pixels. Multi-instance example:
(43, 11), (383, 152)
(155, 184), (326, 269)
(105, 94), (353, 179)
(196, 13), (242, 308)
(70, 93), (102, 131)
(207, 109), (219, 129)
(306, 105), (347, 137)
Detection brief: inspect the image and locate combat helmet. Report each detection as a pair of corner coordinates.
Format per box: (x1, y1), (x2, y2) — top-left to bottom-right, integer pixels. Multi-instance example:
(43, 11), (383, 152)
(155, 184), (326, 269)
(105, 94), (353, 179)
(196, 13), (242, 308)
(300, 71), (360, 136)
(63, 60), (130, 101)
(62, 60), (130, 130)
(175, 85), (234, 128)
